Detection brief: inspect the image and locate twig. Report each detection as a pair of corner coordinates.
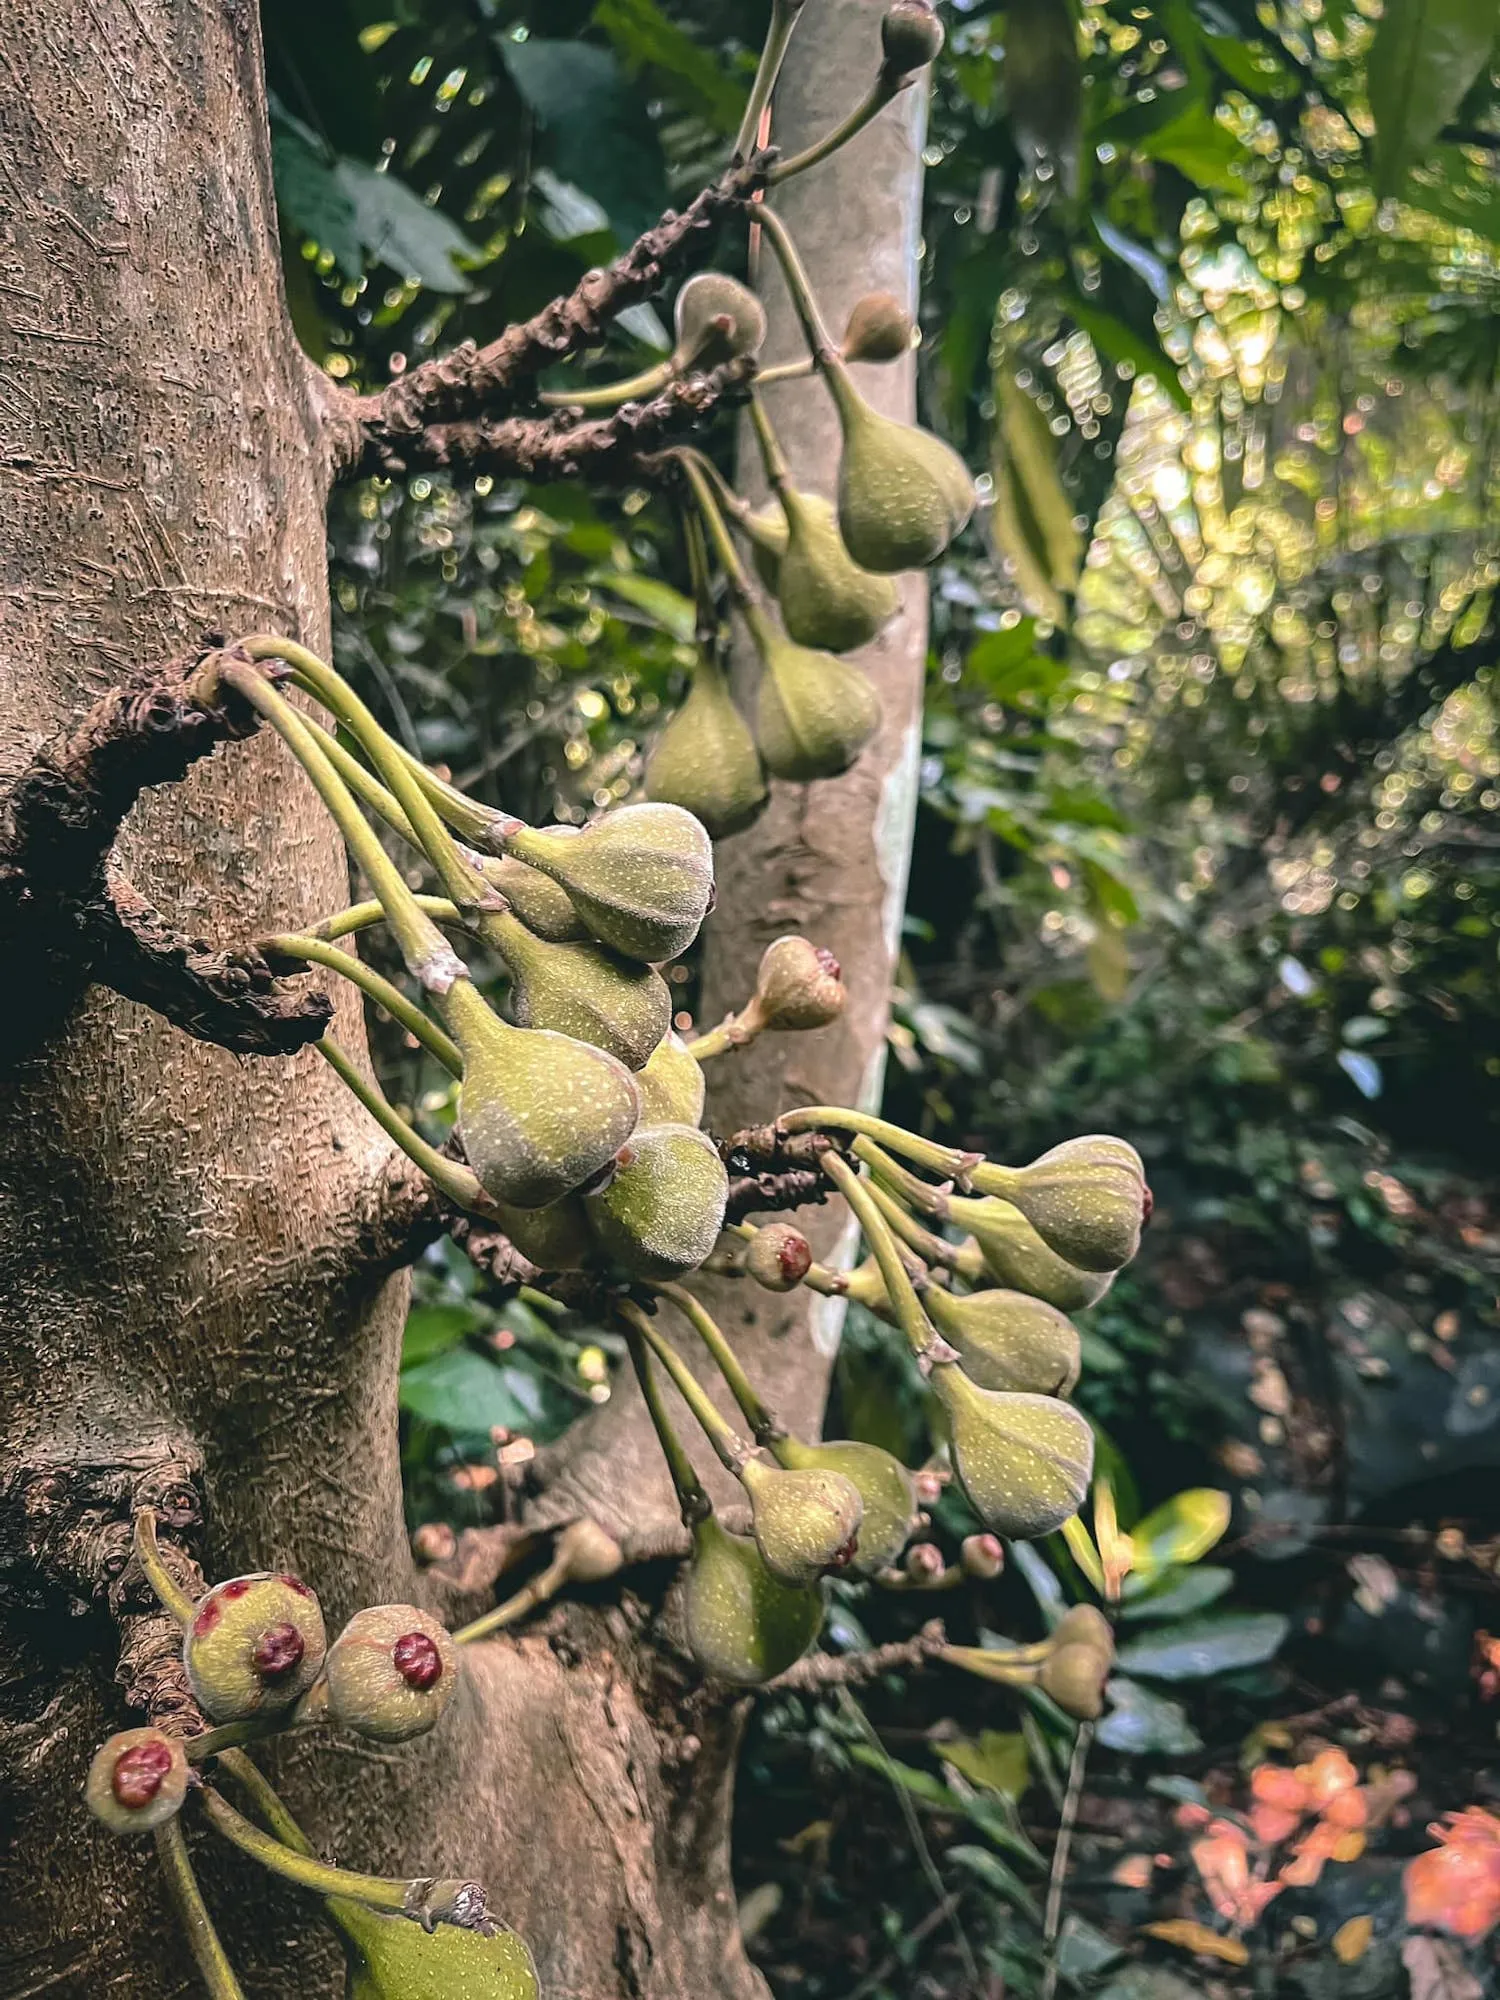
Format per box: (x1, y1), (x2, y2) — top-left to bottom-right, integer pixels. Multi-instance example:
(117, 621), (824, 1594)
(1040, 1721), (1094, 2000)
(768, 1620), (948, 1691)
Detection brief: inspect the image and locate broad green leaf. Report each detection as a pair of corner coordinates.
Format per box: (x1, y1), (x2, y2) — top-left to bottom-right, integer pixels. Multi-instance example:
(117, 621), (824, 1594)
(270, 114), (364, 282)
(1114, 1610), (1289, 1680)
(1134, 102), (1249, 194)
(502, 39), (669, 245)
(1119, 1565), (1235, 1622)
(947, 1845), (1043, 1920)
(1128, 1489), (1231, 1576)
(939, 1730), (1031, 1801)
(334, 156), (480, 292)
(995, 372), (1084, 597)
(399, 1346), (572, 1441)
(593, 572), (696, 641)
(401, 1302), (485, 1371)
(592, 0), (748, 135)
(1367, 0), (1500, 200)
(1096, 1678), (1203, 1754)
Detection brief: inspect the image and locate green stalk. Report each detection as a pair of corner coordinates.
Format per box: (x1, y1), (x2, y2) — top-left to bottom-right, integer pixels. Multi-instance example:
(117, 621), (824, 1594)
(626, 1306), (753, 1474)
(617, 1302), (712, 1521)
(132, 1509), (198, 1626)
(747, 391), (793, 495)
(451, 1550), (570, 1647)
(769, 76), (901, 186)
(678, 452), (761, 608)
(752, 354), (816, 389)
(214, 1750), (315, 1856)
(237, 636), (488, 913)
(213, 660), (458, 990)
(155, 1819), (248, 2000)
(307, 720), (422, 849)
(683, 1012), (756, 1062)
(859, 1169), (958, 1270)
(185, 1716), (301, 1767)
(263, 934), (462, 1077)
(820, 1152), (938, 1359)
(316, 1036), (490, 1214)
(540, 357), (675, 411)
(734, 0), (807, 160)
(776, 1104), (969, 1182)
(296, 895), (462, 946)
(753, 205), (840, 361)
(655, 1282), (779, 1444)
(198, 1787), (449, 1921)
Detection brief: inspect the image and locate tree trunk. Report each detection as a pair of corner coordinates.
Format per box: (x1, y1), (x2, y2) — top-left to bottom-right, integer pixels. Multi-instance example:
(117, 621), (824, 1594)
(0, 6), (928, 1999)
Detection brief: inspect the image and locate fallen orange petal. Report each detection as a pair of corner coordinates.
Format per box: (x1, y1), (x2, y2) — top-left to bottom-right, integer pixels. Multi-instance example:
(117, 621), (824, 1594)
(1143, 1920), (1251, 1966)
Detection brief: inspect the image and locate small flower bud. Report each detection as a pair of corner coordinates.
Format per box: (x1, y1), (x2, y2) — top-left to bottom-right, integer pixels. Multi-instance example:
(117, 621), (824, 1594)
(752, 936), (846, 1032)
(881, 0), (945, 78)
(556, 1517), (625, 1585)
(85, 1728), (189, 1836)
(961, 1532), (1005, 1580)
(412, 1521), (457, 1565)
(744, 1222), (813, 1292)
(904, 1541), (947, 1584)
(1039, 1641), (1112, 1720)
(843, 292), (915, 364)
(913, 1469), (945, 1507)
(183, 1573), (326, 1723)
(325, 1604), (459, 1743)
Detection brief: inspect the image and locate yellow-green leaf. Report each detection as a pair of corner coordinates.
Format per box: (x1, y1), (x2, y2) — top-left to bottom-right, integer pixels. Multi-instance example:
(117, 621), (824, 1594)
(1128, 1489), (1231, 1577)
(939, 1730), (1031, 1801)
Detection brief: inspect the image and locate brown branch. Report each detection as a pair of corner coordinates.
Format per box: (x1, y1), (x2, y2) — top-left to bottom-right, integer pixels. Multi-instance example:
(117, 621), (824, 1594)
(0, 649), (335, 1063)
(352, 153), (771, 460)
(766, 1620), (949, 1692)
(355, 360), (755, 484)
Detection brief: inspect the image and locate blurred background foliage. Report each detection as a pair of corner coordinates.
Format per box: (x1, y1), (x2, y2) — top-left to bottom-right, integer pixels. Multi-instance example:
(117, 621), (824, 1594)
(265, 0), (1500, 1992)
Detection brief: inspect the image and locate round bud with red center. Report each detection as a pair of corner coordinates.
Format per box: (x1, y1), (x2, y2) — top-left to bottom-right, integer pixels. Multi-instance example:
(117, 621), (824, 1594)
(961, 1532), (1005, 1580)
(85, 1727), (189, 1835)
(904, 1542), (947, 1583)
(182, 1572), (326, 1723)
(326, 1604), (459, 1743)
(744, 1222), (814, 1293)
(751, 936), (847, 1032)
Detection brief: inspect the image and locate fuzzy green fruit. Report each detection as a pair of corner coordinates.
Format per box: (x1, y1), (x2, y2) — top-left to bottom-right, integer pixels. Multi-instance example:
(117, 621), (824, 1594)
(85, 1728), (189, 1836)
(449, 983), (642, 1211)
(746, 500), (790, 589)
(773, 488), (900, 653)
(751, 935), (846, 1030)
(842, 291), (914, 364)
(924, 1284), (1081, 1396)
(325, 1605), (460, 1744)
(490, 909), (670, 1072)
(930, 1364), (1094, 1539)
(183, 1572), (327, 1723)
(645, 653), (768, 839)
(635, 1030), (706, 1128)
(741, 1457), (864, 1585)
(481, 855), (586, 942)
(829, 363), (975, 573)
(331, 1899), (539, 2000)
(881, 0), (945, 75)
(682, 1515), (824, 1685)
(505, 804), (714, 963)
(673, 270), (767, 368)
(491, 1194), (594, 1272)
(774, 1436), (916, 1577)
(944, 1193), (1115, 1313)
(970, 1136), (1148, 1273)
(753, 618), (882, 782)
(584, 1122), (728, 1279)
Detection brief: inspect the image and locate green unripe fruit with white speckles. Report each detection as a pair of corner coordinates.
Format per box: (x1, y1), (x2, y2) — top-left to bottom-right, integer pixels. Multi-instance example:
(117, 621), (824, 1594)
(504, 804), (714, 963)
(944, 1193), (1115, 1313)
(741, 1457), (864, 1586)
(925, 1284), (1081, 1396)
(635, 1031), (706, 1128)
(771, 489), (900, 654)
(331, 1899), (540, 2000)
(448, 983), (641, 1211)
(773, 1436), (916, 1577)
(682, 1515), (824, 1685)
(183, 1572), (326, 1723)
(584, 1123), (728, 1279)
(673, 271), (767, 370)
(480, 855), (586, 942)
(842, 292), (915, 364)
(491, 1194), (594, 1272)
(645, 654), (767, 839)
(490, 909), (670, 1072)
(753, 621), (882, 782)
(930, 1364), (1093, 1540)
(969, 1136), (1149, 1273)
(829, 363), (975, 573)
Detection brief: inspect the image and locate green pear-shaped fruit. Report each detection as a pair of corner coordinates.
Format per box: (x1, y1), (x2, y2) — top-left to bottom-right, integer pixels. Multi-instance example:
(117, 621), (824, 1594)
(829, 362), (975, 573)
(970, 1136), (1148, 1273)
(448, 982), (641, 1211)
(584, 1122), (728, 1279)
(673, 271), (767, 368)
(330, 1899), (539, 2000)
(493, 1194), (594, 1272)
(773, 489), (900, 653)
(746, 500), (790, 591)
(925, 1285), (1081, 1396)
(682, 1514), (824, 1685)
(774, 1436), (916, 1577)
(480, 855), (586, 942)
(930, 1364), (1093, 1539)
(182, 1572), (326, 1723)
(490, 910), (669, 1072)
(945, 1193), (1115, 1313)
(842, 291), (915, 364)
(635, 1030), (706, 1127)
(1052, 1603), (1114, 1653)
(740, 1457), (864, 1585)
(645, 653), (768, 839)
(504, 804), (713, 963)
(752, 616), (882, 781)
(751, 935), (846, 1029)
(881, 0), (945, 75)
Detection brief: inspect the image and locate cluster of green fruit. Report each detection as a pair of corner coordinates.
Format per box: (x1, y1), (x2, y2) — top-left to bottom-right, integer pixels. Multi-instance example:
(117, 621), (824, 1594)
(86, 1521), (537, 1999)
(618, 1126), (1147, 1697)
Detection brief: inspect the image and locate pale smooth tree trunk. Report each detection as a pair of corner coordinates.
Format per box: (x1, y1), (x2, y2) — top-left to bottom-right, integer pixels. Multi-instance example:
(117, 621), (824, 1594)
(0, 5), (929, 1998)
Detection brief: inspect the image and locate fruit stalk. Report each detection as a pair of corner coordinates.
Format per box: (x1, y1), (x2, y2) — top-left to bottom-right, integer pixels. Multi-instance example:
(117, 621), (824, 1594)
(618, 1303), (712, 1523)
(155, 1819), (248, 2000)
(734, 0), (808, 160)
(261, 935), (462, 1077)
(820, 1151), (939, 1359)
(315, 1036), (492, 1215)
(626, 1307), (756, 1475)
(777, 1104), (970, 1183)
(132, 1509), (198, 1627)
(655, 1282), (780, 1445)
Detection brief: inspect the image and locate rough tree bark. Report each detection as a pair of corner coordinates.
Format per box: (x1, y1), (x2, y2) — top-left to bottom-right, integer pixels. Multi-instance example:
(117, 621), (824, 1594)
(0, 6), (927, 1999)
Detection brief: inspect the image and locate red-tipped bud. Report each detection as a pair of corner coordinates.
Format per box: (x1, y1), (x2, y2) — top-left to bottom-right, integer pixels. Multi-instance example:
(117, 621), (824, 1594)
(326, 1605), (460, 1743)
(183, 1573), (326, 1723)
(744, 1222), (814, 1293)
(85, 1728), (189, 1835)
(752, 936), (846, 1032)
(881, 0), (945, 77)
(961, 1533), (1005, 1580)
(904, 1541), (947, 1584)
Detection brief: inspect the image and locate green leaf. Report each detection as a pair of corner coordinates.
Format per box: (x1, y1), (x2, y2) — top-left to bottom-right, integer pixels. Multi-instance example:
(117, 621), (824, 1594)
(1095, 1677), (1203, 1755)
(401, 1302), (485, 1370)
(333, 156), (480, 293)
(1401, 143), (1500, 240)
(939, 1730), (1031, 1800)
(1114, 1610), (1289, 1680)
(947, 1845), (1043, 1920)
(1119, 1565), (1235, 1622)
(1134, 102), (1250, 194)
(1367, 0), (1500, 200)
(1128, 1488), (1231, 1576)
(502, 38), (669, 245)
(593, 572), (696, 641)
(271, 115), (364, 282)
(399, 1346), (561, 1439)
(592, 0), (748, 135)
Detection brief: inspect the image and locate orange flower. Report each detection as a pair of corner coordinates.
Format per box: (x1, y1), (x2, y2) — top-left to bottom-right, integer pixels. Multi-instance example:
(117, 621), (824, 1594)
(1322, 1786), (1369, 1832)
(1297, 1748), (1358, 1807)
(1249, 1804), (1303, 1846)
(1279, 1817), (1364, 1888)
(1404, 1809), (1500, 1941)
(1250, 1763), (1312, 1814)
